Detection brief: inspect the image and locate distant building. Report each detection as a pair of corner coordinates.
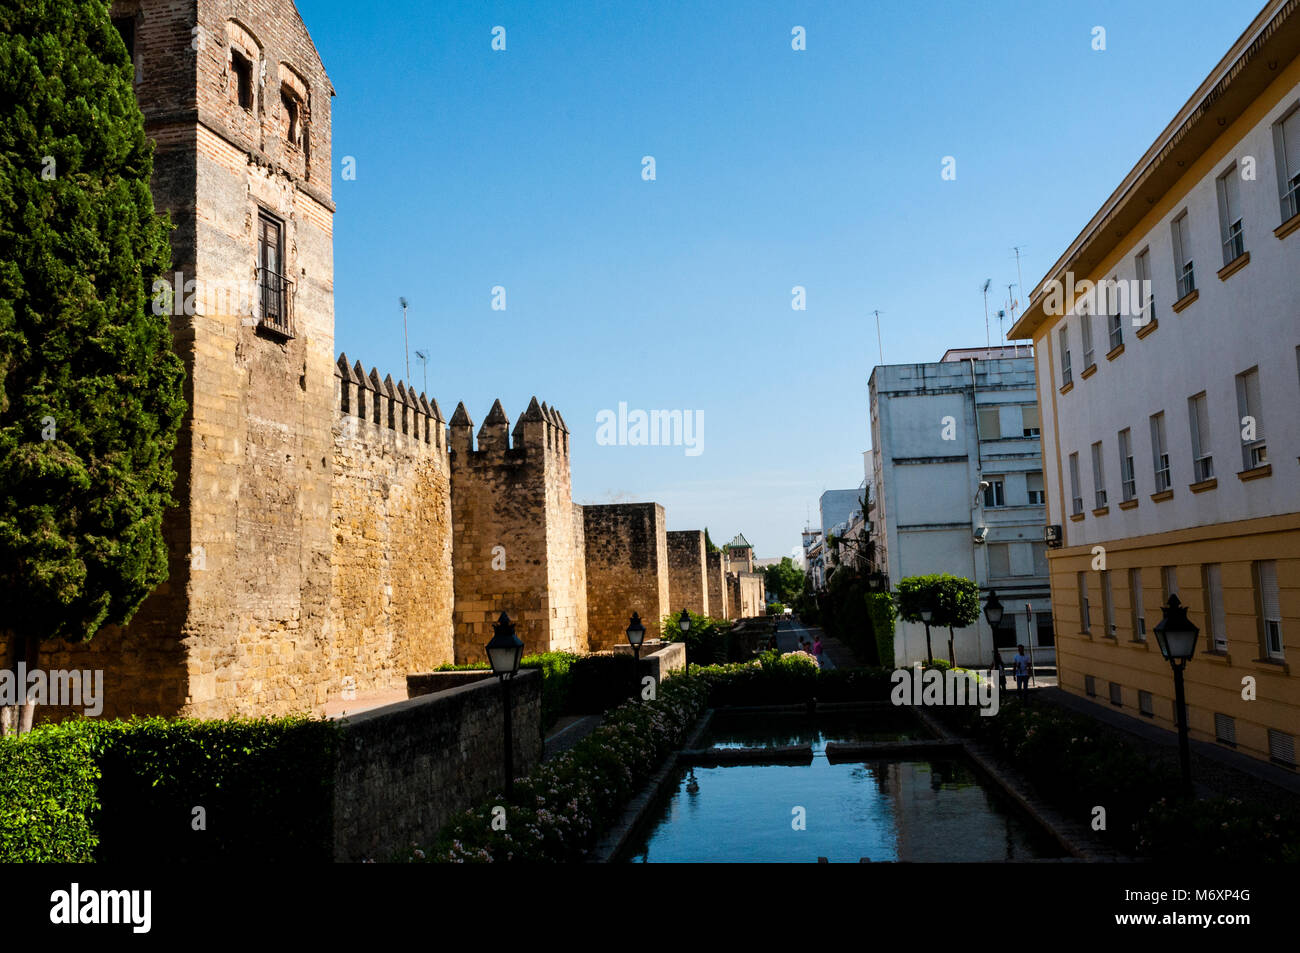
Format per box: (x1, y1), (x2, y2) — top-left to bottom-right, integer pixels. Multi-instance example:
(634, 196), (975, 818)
(869, 350), (1053, 667)
(1008, 0), (1300, 767)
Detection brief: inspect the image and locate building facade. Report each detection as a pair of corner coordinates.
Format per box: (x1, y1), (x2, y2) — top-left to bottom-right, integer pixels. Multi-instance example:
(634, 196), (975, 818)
(869, 349), (1053, 668)
(1008, 0), (1300, 767)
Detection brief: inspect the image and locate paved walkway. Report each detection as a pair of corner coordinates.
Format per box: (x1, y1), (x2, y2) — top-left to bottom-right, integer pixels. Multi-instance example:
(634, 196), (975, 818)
(1038, 686), (1300, 799)
(543, 713), (602, 761)
(774, 618), (848, 669)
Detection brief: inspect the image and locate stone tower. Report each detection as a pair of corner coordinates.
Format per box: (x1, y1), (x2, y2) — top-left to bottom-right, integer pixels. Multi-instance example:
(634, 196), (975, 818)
(34, 0), (338, 717)
(449, 398), (588, 662)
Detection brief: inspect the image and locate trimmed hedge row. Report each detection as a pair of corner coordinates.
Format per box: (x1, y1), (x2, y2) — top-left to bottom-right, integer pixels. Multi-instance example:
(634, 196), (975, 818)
(438, 651), (578, 729)
(424, 675), (710, 862)
(692, 654), (895, 707)
(0, 715), (339, 863)
(0, 721), (101, 862)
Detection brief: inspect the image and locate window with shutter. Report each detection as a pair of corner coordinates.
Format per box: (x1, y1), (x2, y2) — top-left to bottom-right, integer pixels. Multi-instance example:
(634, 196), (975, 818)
(1274, 107), (1300, 221)
(1205, 564), (1226, 652)
(1129, 568), (1145, 641)
(1257, 560), (1284, 659)
(1217, 166), (1245, 264)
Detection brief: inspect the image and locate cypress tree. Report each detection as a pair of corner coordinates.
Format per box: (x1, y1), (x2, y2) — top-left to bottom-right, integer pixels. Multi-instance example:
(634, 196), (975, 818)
(0, 0), (185, 731)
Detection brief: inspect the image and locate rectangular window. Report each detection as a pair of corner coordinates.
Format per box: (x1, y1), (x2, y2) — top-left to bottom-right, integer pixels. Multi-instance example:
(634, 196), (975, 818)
(1139, 690), (1154, 716)
(1022, 404), (1041, 437)
(1129, 568), (1146, 641)
(1109, 681), (1122, 706)
(281, 86), (304, 147)
(1059, 325), (1072, 385)
(257, 212), (292, 337)
(1026, 471), (1045, 506)
(1108, 309), (1123, 352)
(1069, 452), (1083, 515)
(1215, 713), (1237, 747)
(231, 48), (255, 111)
(978, 406), (1002, 440)
(1101, 570), (1116, 637)
(1135, 248), (1154, 325)
(1204, 564), (1227, 653)
(988, 543), (1011, 579)
(1235, 367), (1267, 470)
(1081, 307), (1095, 368)
(1078, 571), (1091, 633)
(1188, 392), (1214, 482)
(1162, 566), (1179, 604)
(982, 477), (1005, 508)
(1216, 165), (1246, 264)
(1269, 730), (1297, 768)
(1091, 441), (1107, 509)
(1031, 541), (1049, 576)
(1272, 105), (1300, 222)
(1256, 560), (1284, 660)
(1037, 613), (1054, 647)
(1119, 428), (1136, 501)
(1084, 674), (1097, 697)
(1172, 212), (1195, 299)
(1150, 412), (1171, 491)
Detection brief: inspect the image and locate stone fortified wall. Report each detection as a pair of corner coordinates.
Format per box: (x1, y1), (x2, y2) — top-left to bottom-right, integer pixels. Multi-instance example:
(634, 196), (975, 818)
(450, 399), (587, 662)
(667, 531), (709, 617)
(706, 550), (728, 621)
(583, 504), (670, 649)
(330, 355), (454, 700)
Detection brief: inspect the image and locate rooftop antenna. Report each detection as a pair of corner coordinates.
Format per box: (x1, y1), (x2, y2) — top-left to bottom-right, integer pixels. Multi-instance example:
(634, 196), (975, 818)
(981, 279), (991, 350)
(997, 309), (1006, 349)
(871, 309), (884, 365)
(414, 349), (429, 395)
(1012, 245), (1027, 311)
(399, 297), (411, 382)
(1006, 283), (1018, 327)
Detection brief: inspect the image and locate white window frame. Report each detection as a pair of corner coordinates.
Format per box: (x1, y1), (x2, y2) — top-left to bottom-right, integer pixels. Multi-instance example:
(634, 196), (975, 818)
(1257, 560), (1284, 660)
(1172, 212), (1195, 300)
(1150, 412), (1171, 492)
(1235, 366), (1267, 471)
(1272, 104), (1300, 223)
(1216, 164), (1246, 265)
(1091, 441), (1107, 509)
(1130, 568), (1146, 641)
(1204, 564), (1227, 653)
(1069, 452), (1083, 515)
(1059, 324), (1072, 385)
(1119, 428), (1136, 501)
(1188, 391), (1214, 483)
(1026, 470), (1045, 506)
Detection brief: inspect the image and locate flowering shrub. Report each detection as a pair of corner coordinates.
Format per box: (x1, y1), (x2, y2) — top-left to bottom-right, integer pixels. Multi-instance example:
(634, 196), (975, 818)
(419, 677), (709, 862)
(692, 658), (894, 707)
(1138, 796), (1300, 863)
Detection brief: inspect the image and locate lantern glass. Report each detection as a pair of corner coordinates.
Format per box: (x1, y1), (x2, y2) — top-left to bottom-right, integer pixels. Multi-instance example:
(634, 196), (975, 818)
(984, 591), (1004, 626)
(920, 607), (933, 623)
(485, 612), (524, 677)
(626, 613), (646, 648)
(679, 609), (691, 633)
(1154, 595), (1199, 661)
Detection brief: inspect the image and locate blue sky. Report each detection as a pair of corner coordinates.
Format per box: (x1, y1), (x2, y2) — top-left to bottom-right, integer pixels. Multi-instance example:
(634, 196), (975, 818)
(299, 0), (1260, 558)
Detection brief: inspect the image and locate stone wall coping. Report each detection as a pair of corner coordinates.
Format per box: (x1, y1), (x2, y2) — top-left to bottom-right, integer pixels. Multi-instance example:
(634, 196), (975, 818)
(335, 668), (540, 728)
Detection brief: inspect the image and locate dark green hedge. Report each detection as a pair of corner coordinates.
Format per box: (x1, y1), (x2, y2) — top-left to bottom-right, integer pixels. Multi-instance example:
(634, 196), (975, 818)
(0, 715), (339, 863)
(693, 654), (895, 707)
(0, 721), (101, 861)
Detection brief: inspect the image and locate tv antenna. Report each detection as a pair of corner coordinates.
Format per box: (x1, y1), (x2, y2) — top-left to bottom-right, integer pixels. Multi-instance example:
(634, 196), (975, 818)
(981, 279), (991, 350)
(871, 310), (884, 365)
(399, 297), (411, 382)
(414, 349), (429, 395)
(1012, 246), (1028, 310)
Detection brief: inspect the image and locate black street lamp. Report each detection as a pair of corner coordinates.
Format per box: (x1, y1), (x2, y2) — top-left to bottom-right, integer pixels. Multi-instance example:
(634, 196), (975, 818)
(626, 612), (646, 699)
(920, 604), (934, 664)
(485, 612), (524, 800)
(677, 608), (691, 676)
(1154, 595), (1200, 798)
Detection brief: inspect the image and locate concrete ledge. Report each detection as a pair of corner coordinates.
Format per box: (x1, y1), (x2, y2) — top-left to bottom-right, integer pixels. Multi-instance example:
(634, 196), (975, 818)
(681, 744), (813, 766)
(824, 739), (962, 762)
(406, 670), (494, 696)
(613, 640), (686, 682)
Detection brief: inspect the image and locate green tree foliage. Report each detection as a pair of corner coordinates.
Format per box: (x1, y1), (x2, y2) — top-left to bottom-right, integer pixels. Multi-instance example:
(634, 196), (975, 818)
(0, 0), (184, 685)
(762, 555), (803, 605)
(895, 574), (980, 663)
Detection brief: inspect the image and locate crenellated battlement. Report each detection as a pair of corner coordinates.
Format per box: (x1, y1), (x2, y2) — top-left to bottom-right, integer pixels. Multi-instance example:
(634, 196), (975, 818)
(334, 352), (446, 454)
(448, 396), (570, 463)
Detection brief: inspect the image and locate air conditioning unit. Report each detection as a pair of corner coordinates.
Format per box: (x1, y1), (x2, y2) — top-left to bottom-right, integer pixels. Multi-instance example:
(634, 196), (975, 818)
(972, 526), (988, 544)
(1044, 524), (1063, 549)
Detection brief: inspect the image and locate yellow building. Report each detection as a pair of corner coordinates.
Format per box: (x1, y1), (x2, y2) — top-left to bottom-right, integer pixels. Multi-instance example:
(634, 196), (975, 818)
(1009, 0), (1300, 767)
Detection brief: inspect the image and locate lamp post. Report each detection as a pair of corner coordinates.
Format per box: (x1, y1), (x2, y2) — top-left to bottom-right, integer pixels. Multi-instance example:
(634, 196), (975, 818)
(677, 608), (691, 676)
(920, 604), (934, 664)
(983, 588), (1003, 663)
(485, 612), (524, 800)
(1154, 594), (1200, 798)
(626, 612), (646, 699)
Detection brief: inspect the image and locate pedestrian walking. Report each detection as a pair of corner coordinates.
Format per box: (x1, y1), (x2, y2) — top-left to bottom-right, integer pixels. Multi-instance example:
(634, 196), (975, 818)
(991, 647), (1006, 694)
(1012, 644), (1030, 696)
(812, 635), (823, 665)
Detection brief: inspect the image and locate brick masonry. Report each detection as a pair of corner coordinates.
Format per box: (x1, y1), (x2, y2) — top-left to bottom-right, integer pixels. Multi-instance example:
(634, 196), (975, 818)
(706, 551), (728, 621)
(583, 504), (670, 650)
(332, 669), (542, 862)
(666, 531), (709, 618)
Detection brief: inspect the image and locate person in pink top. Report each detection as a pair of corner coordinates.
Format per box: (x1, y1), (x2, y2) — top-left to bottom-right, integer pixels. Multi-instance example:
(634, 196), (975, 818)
(812, 636), (823, 664)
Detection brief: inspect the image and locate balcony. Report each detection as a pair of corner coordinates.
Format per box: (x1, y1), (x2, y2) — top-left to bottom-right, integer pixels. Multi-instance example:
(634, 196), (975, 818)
(257, 267), (294, 338)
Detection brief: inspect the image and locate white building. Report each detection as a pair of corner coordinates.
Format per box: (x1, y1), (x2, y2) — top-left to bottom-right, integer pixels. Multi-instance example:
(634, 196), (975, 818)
(869, 347), (1054, 667)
